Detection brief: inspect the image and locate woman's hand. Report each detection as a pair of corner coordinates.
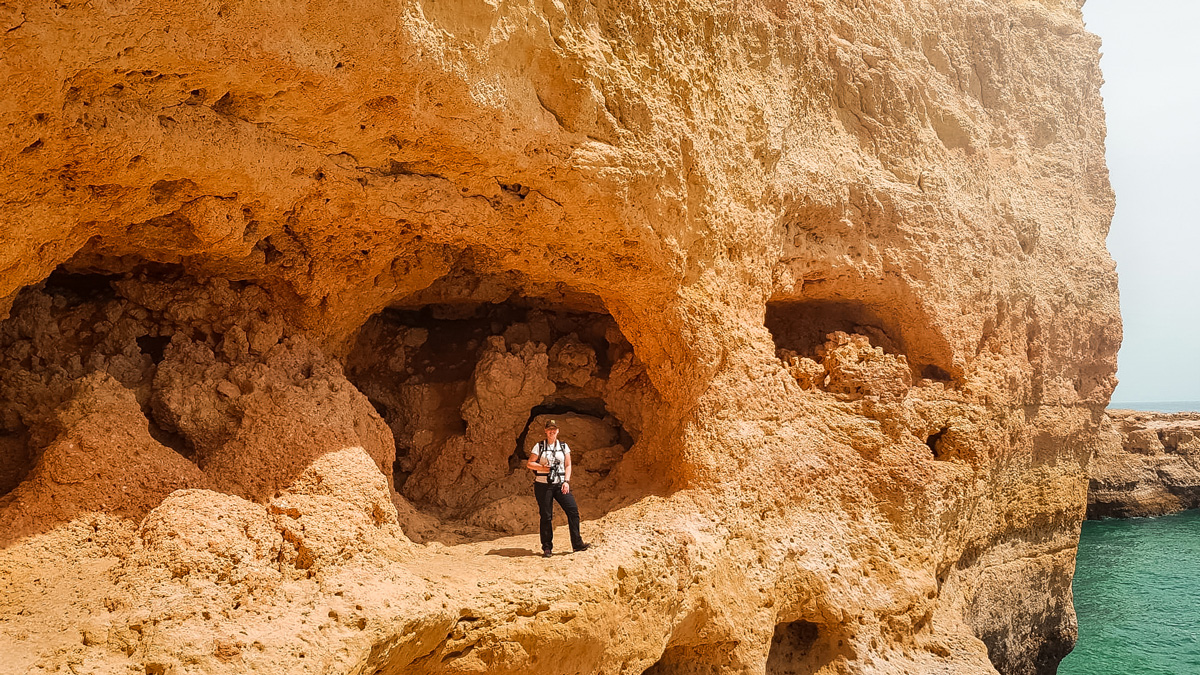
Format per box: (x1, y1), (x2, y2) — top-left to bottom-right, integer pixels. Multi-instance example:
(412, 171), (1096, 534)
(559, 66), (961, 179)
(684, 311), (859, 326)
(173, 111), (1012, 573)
(561, 481), (570, 494)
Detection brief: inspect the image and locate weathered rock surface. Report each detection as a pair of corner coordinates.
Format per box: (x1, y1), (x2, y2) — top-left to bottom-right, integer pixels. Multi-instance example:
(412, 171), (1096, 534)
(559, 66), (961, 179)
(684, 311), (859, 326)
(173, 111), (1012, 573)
(0, 1), (1118, 675)
(0, 373), (205, 546)
(1088, 410), (1200, 519)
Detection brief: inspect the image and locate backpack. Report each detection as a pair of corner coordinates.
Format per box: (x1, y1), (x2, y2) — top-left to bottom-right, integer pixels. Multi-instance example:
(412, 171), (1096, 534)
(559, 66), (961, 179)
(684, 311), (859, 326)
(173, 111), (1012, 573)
(535, 440), (568, 485)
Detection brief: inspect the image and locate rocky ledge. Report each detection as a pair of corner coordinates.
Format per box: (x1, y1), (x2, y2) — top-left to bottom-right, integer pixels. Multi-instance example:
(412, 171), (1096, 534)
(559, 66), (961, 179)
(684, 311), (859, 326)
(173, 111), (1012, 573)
(1089, 410), (1200, 519)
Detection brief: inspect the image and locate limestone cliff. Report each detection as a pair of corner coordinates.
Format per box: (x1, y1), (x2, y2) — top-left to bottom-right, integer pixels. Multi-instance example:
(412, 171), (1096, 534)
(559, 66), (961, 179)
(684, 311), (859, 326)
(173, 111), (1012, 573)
(1089, 410), (1200, 519)
(0, 1), (1118, 675)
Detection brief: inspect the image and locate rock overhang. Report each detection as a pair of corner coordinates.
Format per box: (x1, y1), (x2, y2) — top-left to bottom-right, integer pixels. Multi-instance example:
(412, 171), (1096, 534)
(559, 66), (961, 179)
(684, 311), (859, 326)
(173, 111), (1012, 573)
(0, 1), (1119, 674)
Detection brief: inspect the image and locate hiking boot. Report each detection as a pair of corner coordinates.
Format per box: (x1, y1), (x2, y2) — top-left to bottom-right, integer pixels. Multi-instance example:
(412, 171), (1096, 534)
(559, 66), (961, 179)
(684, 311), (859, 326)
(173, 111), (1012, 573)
(542, 549), (553, 558)
(572, 543), (591, 553)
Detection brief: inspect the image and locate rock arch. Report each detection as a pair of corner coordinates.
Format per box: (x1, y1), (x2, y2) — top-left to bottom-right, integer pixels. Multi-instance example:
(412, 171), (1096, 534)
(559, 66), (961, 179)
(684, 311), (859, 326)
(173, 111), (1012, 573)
(346, 269), (665, 544)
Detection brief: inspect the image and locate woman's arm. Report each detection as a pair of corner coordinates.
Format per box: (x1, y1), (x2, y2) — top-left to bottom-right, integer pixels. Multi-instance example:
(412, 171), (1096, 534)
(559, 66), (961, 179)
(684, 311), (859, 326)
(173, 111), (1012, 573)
(526, 444), (545, 472)
(561, 450), (574, 493)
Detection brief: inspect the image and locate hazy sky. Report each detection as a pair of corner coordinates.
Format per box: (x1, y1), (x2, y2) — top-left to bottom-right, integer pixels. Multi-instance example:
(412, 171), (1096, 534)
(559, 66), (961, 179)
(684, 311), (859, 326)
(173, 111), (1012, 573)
(1081, 0), (1200, 403)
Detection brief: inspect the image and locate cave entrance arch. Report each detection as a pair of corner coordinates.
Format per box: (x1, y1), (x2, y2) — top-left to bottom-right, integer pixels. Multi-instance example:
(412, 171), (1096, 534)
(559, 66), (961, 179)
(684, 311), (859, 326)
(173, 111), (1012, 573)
(346, 277), (662, 545)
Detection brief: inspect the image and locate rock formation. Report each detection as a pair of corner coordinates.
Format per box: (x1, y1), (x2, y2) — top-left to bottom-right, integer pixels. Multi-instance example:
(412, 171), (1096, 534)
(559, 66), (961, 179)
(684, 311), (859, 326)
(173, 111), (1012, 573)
(0, 1), (1118, 675)
(1088, 410), (1200, 519)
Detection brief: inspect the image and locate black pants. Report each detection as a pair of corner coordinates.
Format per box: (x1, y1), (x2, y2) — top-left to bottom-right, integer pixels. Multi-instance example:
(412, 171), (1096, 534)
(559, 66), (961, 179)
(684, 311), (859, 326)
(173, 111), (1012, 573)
(534, 481), (583, 552)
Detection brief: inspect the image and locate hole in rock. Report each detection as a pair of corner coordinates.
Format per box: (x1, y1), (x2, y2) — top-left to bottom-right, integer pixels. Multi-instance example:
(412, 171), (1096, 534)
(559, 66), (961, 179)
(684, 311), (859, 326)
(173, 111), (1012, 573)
(346, 284), (662, 545)
(137, 335), (171, 364)
(926, 427), (948, 460)
(509, 402), (635, 474)
(42, 269), (121, 306)
(765, 620), (822, 675)
(144, 413), (197, 461)
(921, 363), (953, 382)
(766, 299), (955, 392)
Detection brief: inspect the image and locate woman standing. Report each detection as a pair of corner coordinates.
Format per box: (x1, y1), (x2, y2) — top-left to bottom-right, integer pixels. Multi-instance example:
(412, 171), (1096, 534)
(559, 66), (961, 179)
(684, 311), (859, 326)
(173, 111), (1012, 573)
(527, 419), (590, 557)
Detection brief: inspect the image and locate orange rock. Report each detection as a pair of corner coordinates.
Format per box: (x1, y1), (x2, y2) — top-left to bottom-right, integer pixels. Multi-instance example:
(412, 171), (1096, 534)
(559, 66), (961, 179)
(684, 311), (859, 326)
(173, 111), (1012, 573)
(0, 1), (1119, 673)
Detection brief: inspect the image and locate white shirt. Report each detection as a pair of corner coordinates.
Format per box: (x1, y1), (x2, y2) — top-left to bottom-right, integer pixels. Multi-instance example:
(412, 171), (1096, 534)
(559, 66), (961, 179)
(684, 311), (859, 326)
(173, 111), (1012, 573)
(530, 440), (570, 484)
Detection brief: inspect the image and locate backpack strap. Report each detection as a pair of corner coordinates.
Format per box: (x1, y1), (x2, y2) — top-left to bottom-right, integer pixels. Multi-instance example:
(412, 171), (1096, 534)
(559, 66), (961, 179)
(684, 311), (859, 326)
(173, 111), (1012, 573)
(533, 440), (549, 476)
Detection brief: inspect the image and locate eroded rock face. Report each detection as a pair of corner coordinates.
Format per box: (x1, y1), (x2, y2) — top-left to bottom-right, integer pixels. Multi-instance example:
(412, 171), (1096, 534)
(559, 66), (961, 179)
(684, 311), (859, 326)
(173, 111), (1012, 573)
(0, 372), (205, 546)
(1088, 410), (1200, 519)
(0, 1), (1118, 675)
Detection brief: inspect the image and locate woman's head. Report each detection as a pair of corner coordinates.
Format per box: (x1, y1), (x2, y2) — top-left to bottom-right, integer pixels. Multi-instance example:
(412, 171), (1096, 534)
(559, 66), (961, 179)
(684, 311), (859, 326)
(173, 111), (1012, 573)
(545, 419), (559, 440)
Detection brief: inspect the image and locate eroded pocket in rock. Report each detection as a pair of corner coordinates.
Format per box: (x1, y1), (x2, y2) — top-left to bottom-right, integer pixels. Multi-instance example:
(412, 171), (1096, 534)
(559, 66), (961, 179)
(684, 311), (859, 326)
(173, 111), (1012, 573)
(766, 298), (956, 399)
(765, 620), (823, 674)
(0, 263), (220, 539)
(0, 265), (182, 463)
(346, 288), (662, 545)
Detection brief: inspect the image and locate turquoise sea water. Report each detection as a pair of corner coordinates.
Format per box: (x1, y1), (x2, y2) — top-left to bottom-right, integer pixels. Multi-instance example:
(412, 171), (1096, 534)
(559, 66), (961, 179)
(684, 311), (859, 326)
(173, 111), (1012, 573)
(1059, 510), (1200, 675)
(1108, 401), (1200, 414)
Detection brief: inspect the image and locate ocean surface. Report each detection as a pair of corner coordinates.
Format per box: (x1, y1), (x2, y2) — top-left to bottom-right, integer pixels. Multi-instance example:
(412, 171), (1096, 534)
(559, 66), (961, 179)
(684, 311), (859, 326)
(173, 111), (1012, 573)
(1059, 510), (1200, 675)
(1108, 401), (1200, 413)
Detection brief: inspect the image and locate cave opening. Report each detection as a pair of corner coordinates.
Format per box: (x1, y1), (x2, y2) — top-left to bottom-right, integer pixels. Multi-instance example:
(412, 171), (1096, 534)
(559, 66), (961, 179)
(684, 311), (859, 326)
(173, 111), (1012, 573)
(926, 427), (949, 460)
(136, 334), (171, 364)
(765, 620), (822, 675)
(346, 281), (661, 545)
(921, 364), (953, 383)
(1, 255), (407, 516)
(41, 269), (122, 306)
(510, 402), (635, 473)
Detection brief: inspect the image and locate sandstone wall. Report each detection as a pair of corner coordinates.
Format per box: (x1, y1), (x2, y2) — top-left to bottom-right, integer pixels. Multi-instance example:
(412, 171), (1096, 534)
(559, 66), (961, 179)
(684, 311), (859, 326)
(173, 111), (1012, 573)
(0, 1), (1117, 675)
(1088, 410), (1200, 519)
